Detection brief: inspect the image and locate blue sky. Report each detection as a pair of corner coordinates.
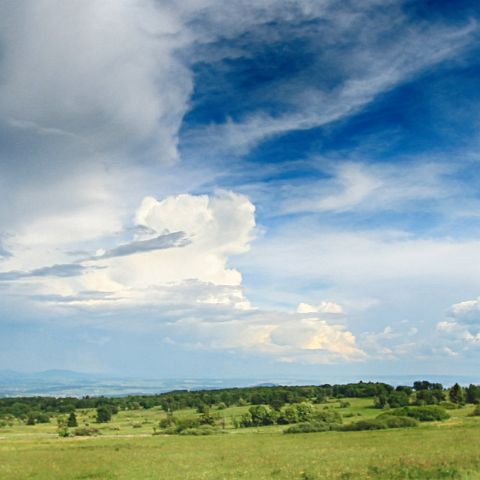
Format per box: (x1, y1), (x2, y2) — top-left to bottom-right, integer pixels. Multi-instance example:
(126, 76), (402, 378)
(1, 0), (480, 379)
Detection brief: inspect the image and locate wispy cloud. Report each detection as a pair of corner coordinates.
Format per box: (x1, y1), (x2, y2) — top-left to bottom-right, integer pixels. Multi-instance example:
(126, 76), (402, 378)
(184, 8), (477, 155)
(87, 232), (190, 260)
(0, 263), (97, 281)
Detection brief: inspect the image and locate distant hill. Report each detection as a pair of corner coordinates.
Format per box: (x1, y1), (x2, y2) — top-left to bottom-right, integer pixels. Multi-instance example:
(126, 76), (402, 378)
(0, 370), (478, 398)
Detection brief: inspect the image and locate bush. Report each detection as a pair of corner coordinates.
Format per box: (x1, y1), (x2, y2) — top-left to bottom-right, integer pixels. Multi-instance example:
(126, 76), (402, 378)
(199, 412), (217, 426)
(284, 421), (334, 434)
(178, 425), (221, 436)
(159, 414), (176, 429)
(96, 406), (112, 423)
(74, 427), (100, 436)
(388, 406), (449, 421)
(277, 406), (299, 425)
(469, 404), (480, 417)
(312, 409), (343, 424)
(174, 417), (200, 432)
(342, 419), (387, 431)
(295, 403), (314, 422)
(240, 405), (278, 427)
(439, 401), (459, 410)
(376, 415), (418, 428)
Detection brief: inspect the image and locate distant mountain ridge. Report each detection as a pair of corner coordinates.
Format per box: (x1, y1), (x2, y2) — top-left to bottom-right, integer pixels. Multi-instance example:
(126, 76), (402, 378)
(0, 370), (478, 398)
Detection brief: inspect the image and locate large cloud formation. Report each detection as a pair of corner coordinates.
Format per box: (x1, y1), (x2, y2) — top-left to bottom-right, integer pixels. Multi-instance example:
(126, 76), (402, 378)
(1, 0), (476, 369)
(0, 189), (364, 363)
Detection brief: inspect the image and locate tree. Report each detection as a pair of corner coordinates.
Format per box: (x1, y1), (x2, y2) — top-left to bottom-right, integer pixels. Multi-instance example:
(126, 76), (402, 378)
(96, 406), (112, 423)
(295, 403), (314, 422)
(57, 416), (69, 437)
(449, 383), (464, 405)
(414, 389), (445, 405)
(374, 394), (388, 409)
(465, 384), (480, 404)
(67, 412), (78, 427)
(277, 406), (299, 425)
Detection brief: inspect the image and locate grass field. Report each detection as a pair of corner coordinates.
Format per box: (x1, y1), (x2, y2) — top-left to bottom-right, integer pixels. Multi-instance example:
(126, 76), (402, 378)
(1, 398), (480, 479)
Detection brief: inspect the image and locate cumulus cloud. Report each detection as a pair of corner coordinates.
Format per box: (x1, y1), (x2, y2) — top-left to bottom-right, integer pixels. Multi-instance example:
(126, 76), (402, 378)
(361, 325), (420, 360)
(5, 191), (255, 310)
(162, 308), (365, 363)
(1, 185), (367, 364)
(437, 298), (480, 347)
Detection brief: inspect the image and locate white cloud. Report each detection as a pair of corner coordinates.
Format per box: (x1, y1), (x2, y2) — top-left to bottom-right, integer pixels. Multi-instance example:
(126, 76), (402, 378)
(163, 308), (365, 363)
(0, 191), (255, 311)
(0, 185), (369, 364)
(437, 298), (480, 347)
(297, 301), (343, 314)
(185, 10), (476, 155)
(279, 162), (456, 215)
(0, 0), (192, 162)
(238, 224), (480, 289)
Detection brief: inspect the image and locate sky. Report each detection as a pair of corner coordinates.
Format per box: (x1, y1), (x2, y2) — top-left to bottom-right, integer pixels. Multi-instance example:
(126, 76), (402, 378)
(1, 0), (480, 380)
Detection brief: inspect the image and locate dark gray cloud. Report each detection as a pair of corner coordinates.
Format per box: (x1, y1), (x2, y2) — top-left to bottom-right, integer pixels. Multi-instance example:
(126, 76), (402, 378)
(90, 231), (190, 260)
(0, 263), (97, 281)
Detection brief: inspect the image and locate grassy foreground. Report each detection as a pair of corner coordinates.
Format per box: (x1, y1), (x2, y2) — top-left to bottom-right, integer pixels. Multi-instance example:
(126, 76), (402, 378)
(1, 399), (480, 479)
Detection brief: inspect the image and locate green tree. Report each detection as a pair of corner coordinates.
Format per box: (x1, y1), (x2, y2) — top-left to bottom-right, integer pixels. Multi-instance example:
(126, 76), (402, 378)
(67, 412), (78, 427)
(57, 416), (69, 437)
(96, 406), (112, 423)
(465, 384), (480, 404)
(277, 405), (299, 425)
(295, 403), (314, 422)
(449, 383), (464, 405)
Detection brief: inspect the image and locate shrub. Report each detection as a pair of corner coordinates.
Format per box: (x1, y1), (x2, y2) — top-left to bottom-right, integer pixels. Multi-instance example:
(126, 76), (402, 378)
(159, 414), (176, 429)
(469, 404), (480, 417)
(312, 409), (343, 424)
(277, 406), (299, 425)
(284, 421), (333, 434)
(342, 419), (387, 431)
(295, 403), (314, 422)
(74, 427), (100, 436)
(96, 406), (112, 423)
(174, 417), (200, 432)
(376, 415), (418, 428)
(439, 401), (459, 410)
(178, 425), (221, 436)
(388, 406), (449, 421)
(199, 411), (217, 426)
(240, 405), (277, 427)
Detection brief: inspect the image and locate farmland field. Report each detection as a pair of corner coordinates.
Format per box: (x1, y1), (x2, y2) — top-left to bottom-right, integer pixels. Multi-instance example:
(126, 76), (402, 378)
(1, 398), (480, 479)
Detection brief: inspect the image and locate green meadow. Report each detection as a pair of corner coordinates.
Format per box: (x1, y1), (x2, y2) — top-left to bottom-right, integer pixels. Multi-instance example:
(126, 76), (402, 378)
(1, 397), (480, 479)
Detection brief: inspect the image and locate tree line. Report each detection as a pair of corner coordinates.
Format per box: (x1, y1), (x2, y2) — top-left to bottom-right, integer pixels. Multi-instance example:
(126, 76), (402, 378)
(0, 380), (479, 425)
